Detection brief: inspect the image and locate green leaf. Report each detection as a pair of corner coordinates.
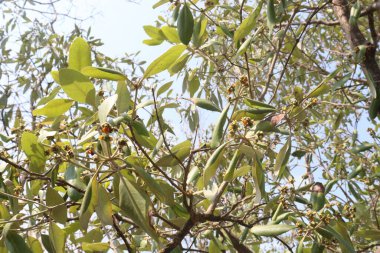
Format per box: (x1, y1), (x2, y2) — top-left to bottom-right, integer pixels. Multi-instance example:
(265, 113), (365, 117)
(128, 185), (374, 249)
(223, 150), (241, 182)
(119, 175), (158, 241)
(192, 98), (221, 112)
(243, 98), (276, 111)
(177, 4), (194, 45)
(210, 104), (230, 148)
(143, 25), (165, 40)
(306, 67), (342, 99)
(79, 176), (98, 230)
(267, 0), (276, 31)
(203, 143), (227, 186)
(33, 99), (73, 118)
(236, 35), (253, 57)
(59, 68), (96, 106)
(143, 38), (164, 46)
(134, 166), (173, 204)
(95, 185), (113, 226)
(351, 142), (375, 154)
(161, 26), (181, 44)
(68, 37), (91, 71)
(157, 81), (173, 96)
(98, 94), (118, 124)
(46, 187), (67, 224)
(168, 53), (190, 75)
(49, 222), (65, 253)
(156, 140), (191, 167)
(116, 80), (130, 114)
(144, 44), (187, 78)
(234, 0), (263, 43)
(21, 132), (46, 173)
(82, 242), (109, 252)
(349, 1), (361, 26)
(252, 151), (266, 201)
(81, 66), (126, 81)
(26, 236), (43, 253)
(37, 86), (61, 106)
(250, 224), (295, 236)
(274, 137), (291, 180)
(5, 231), (33, 253)
(317, 225), (355, 253)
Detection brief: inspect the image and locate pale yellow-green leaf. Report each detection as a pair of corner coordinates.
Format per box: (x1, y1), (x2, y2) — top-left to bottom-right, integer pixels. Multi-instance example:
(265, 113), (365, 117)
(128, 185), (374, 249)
(144, 44), (187, 78)
(68, 37), (91, 71)
(33, 99), (73, 117)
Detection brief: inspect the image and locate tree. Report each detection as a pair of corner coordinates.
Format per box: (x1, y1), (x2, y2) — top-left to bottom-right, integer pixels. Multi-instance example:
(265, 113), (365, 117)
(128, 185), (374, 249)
(0, 0), (380, 252)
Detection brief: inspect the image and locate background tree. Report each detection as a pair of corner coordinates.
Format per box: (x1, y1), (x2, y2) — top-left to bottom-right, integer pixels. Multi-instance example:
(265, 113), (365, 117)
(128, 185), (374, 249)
(0, 0), (380, 252)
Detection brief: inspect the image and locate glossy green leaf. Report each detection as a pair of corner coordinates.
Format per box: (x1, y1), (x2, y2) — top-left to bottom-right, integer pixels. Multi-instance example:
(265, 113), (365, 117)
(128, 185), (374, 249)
(59, 68), (96, 106)
(21, 132), (46, 173)
(95, 185), (113, 226)
(223, 150), (241, 182)
(250, 224), (295, 236)
(5, 232), (33, 253)
(210, 104), (230, 148)
(46, 187), (67, 224)
(252, 152), (266, 201)
(49, 222), (65, 253)
(267, 0), (276, 31)
(81, 66), (126, 81)
(156, 140), (191, 167)
(244, 98), (276, 110)
(68, 37), (91, 71)
(98, 94), (118, 124)
(119, 175), (158, 241)
(177, 4), (194, 45)
(274, 137), (291, 180)
(33, 99), (73, 118)
(192, 98), (221, 112)
(234, 0), (263, 43)
(203, 143), (227, 186)
(144, 44), (187, 78)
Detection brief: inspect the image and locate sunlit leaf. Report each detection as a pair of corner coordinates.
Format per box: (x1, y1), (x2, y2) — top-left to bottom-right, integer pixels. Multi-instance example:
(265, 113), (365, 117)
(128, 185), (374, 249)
(68, 37), (91, 71)
(33, 99), (74, 118)
(59, 68), (96, 106)
(144, 44), (187, 78)
(81, 66), (126, 81)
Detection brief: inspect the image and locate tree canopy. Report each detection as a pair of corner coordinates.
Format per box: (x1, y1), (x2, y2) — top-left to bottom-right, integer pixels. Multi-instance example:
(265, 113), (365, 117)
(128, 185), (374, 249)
(0, 0), (380, 252)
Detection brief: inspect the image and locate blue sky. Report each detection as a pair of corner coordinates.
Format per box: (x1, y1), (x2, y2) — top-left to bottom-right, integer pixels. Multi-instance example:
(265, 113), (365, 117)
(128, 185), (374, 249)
(70, 0), (165, 59)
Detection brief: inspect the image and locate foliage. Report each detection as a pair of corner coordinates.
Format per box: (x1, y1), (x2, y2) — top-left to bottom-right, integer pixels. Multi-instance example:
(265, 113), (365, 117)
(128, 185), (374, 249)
(1, 0), (380, 252)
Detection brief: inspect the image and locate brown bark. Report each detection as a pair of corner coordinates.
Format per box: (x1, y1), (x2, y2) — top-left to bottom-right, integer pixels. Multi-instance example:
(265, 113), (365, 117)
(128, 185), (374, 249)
(332, 0), (380, 89)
